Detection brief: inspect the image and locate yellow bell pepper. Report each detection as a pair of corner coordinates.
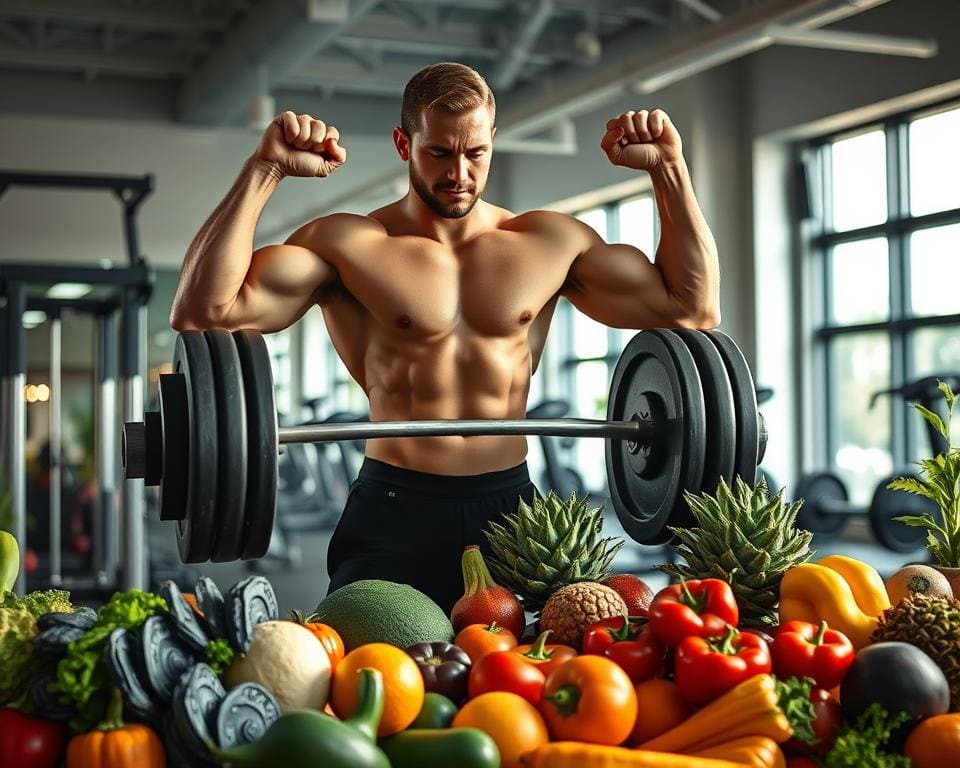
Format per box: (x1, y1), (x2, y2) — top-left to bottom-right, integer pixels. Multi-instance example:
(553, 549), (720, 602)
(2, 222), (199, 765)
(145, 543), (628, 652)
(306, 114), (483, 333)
(778, 556), (889, 649)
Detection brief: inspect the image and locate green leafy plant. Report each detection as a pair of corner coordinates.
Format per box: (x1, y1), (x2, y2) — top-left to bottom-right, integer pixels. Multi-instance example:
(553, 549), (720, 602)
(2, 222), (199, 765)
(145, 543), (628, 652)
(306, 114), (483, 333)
(889, 381), (960, 567)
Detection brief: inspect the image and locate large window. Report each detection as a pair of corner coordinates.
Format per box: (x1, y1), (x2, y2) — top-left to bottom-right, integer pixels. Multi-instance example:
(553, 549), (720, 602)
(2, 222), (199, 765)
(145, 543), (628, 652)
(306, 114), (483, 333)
(552, 194), (659, 491)
(805, 102), (960, 504)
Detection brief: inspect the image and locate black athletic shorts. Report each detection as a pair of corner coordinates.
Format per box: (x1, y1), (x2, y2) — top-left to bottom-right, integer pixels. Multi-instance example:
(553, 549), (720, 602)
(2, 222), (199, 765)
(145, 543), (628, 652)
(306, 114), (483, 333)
(326, 457), (538, 615)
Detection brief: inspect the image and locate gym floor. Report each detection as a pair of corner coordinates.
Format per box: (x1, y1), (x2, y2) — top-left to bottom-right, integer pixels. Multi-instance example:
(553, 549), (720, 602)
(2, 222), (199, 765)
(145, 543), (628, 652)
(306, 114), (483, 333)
(146, 504), (925, 618)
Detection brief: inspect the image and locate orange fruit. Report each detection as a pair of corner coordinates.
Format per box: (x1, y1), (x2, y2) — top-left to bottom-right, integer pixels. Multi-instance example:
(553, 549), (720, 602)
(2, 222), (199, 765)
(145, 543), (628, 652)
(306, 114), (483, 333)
(904, 713), (960, 768)
(630, 678), (692, 744)
(453, 691), (549, 768)
(331, 642), (424, 736)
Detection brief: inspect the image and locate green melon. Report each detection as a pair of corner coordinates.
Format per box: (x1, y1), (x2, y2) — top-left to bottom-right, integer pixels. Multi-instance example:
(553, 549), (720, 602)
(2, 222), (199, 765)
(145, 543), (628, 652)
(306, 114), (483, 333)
(313, 579), (454, 650)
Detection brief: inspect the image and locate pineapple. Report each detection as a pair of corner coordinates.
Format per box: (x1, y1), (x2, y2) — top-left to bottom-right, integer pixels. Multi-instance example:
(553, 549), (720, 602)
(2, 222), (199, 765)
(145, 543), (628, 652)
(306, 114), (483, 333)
(659, 476), (814, 627)
(484, 491), (623, 615)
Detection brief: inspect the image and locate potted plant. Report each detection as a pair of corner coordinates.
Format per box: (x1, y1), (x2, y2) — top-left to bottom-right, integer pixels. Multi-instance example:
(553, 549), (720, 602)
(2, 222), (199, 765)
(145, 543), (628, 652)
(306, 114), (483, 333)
(889, 381), (960, 595)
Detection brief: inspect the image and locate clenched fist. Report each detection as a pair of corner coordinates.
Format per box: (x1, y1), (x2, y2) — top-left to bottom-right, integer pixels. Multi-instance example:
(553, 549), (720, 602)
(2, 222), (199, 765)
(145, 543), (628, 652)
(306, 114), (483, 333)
(255, 111), (347, 178)
(600, 109), (682, 172)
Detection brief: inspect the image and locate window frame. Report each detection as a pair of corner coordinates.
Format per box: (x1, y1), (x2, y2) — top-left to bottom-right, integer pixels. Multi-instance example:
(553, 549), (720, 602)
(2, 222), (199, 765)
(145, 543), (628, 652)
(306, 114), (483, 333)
(803, 99), (960, 483)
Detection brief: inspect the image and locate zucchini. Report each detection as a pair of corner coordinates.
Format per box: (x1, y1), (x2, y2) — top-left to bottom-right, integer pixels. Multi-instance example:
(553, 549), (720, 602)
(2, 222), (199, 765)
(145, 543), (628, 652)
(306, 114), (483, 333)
(380, 727), (499, 768)
(411, 692), (458, 729)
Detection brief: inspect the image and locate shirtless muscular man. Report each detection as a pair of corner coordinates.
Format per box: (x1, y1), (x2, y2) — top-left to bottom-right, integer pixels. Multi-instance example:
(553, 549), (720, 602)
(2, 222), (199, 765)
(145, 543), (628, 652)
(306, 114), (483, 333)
(170, 62), (720, 614)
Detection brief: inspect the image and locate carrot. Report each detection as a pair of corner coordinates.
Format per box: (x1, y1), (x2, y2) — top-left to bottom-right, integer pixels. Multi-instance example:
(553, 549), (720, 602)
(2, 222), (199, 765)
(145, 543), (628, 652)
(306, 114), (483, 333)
(639, 675), (792, 754)
(519, 742), (749, 768)
(690, 736), (786, 768)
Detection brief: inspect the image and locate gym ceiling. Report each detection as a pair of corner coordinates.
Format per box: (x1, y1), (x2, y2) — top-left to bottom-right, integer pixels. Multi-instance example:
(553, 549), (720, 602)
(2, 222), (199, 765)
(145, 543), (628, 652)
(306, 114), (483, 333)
(0, 0), (927, 138)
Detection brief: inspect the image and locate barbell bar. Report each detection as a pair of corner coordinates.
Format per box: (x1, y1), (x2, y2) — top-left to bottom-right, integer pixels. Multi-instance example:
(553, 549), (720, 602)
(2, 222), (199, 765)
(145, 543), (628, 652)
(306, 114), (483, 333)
(122, 328), (766, 563)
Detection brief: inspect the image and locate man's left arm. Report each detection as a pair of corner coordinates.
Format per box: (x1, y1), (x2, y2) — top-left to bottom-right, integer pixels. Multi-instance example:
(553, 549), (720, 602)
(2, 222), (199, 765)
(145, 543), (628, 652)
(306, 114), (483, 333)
(563, 109), (720, 330)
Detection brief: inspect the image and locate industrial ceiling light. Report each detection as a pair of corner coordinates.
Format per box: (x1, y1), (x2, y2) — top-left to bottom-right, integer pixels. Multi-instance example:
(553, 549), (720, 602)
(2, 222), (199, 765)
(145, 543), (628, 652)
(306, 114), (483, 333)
(45, 282), (92, 299)
(22, 310), (47, 329)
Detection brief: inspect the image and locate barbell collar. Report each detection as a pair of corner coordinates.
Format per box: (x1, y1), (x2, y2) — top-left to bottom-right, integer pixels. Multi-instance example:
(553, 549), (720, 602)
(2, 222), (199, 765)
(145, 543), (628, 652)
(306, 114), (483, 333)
(277, 417), (650, 445)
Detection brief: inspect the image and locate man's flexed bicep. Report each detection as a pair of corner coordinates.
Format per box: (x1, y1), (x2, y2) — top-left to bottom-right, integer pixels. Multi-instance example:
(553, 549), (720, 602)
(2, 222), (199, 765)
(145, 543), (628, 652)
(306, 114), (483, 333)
(219, 239), (337, 332)
(562, 219), (718, 330)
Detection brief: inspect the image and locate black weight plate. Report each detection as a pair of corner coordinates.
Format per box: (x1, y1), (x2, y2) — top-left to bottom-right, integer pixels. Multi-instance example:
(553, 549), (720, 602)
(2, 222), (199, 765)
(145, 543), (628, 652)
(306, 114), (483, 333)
(216, 682), (281, 750)
(33, 624), (86, 654)
(794, 471), (850, 536)
(195, 576), (228, 640)
(103, 627), (161, 723)
(160, 579), (210, 652)
(233, 330), (278, 560)
(163, 716), (218, 768)
(36, 607), (97, 632)
(172, 663), (225, 764)
(869, 472), (937, 553)
(704, 330), (760, 487)
(142, 615), (201, 704)
(205, 329), (249, 562)
(605, 329), (707, 544)
(158, 372), (190, 522)
(173, 332), (219, 562)
(226, 575), (280, 654)
(673, 329), (737, 495)
(30, 667), (77, 723)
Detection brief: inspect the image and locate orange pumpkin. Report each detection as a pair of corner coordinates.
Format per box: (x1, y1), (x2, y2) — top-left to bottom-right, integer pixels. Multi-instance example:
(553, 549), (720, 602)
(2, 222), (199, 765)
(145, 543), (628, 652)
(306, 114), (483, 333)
(66, 723), (165, 768)
(904, 713), (960, 768)
(539, 655), (637, 745)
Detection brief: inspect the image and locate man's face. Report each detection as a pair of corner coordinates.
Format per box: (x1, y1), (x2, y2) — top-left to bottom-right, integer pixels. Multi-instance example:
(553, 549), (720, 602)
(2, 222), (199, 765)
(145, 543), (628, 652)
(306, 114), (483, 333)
(404, 106), (495, 219)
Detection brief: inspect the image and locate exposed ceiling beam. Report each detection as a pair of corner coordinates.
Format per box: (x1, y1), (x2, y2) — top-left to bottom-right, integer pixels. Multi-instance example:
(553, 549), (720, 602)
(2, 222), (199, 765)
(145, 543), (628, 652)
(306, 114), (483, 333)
(491, 0), (554, 90)
(178, 0), (381, 125)
(498, 0), (895, 138)
(766, 25), (937, 57)
(336, 33), (556, 65)
(674, 0), (723, 23)
(392, 0), (668, 26)
(0, 0), (233, 33)
(0, 42), (190, 77)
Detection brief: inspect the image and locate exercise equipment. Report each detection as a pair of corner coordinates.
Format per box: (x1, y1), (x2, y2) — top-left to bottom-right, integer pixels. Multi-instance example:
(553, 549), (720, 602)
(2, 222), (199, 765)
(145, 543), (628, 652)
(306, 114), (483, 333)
(0, 170), (154, 594)
(123, 326), (766, 562)
(793, 374), (960, 551)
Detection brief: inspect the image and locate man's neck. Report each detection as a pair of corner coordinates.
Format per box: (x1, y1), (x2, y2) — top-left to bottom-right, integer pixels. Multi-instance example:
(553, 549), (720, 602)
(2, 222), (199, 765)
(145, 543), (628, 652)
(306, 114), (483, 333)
(399, 192), (491, 246)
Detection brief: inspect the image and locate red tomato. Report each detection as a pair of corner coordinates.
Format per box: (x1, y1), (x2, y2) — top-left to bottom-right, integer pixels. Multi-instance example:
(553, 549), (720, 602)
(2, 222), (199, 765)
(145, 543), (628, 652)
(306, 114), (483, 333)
(468, 650), (546, 705)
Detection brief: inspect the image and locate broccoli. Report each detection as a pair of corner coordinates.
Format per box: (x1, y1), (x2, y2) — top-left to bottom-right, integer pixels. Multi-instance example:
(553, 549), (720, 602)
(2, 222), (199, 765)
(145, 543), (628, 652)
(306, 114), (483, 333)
(0, 589), (73, 704)
(0, 588), (73, 617)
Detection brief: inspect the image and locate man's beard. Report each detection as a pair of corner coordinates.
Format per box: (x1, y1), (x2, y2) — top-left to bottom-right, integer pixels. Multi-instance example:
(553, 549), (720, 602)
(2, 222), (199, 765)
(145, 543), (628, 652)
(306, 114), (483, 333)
(410, 170), (480, 219)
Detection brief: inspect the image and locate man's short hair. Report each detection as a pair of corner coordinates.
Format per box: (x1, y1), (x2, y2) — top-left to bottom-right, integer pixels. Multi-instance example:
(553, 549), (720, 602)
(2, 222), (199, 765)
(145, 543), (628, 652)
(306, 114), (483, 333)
(401, 62), (496, 136)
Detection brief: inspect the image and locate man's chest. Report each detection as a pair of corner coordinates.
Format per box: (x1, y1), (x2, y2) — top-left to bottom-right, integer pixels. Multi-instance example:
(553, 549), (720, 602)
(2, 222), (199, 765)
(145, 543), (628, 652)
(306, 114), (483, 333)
(338, 234), (572, 338)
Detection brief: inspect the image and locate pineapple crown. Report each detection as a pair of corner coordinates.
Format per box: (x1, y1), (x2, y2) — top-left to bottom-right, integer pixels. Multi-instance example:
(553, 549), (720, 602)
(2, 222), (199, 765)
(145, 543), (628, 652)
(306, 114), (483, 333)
(484, 490), (624, 614)
(660, 476), (815, 627)
(673, 476), (815, 563)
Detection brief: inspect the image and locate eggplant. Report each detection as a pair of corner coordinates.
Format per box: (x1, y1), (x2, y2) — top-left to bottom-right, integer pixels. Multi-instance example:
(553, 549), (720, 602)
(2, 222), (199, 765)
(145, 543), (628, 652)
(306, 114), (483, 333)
(226, 576), (279, 653)
(141, 615), (201, 703)
(173, 663), (226, 762)
(195, 576), (228, 639)
(160, 579), (210, 651)
(103, 627), (162, 722)
(840, 641), (950, 744)
(405, 642), (471, 703)
(216, 682), (281, 749)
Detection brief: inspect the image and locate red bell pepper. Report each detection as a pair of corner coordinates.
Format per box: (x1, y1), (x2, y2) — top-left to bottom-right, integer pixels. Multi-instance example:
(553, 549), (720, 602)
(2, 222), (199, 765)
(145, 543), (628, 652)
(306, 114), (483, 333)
(648, 578), (739, 646)
(467, 649), (546, 704)
(511, 630), (578, 676)
(674, 625), (772, 704)
(773, 620), (854, 691)
(0, 708), (66, 768)
(581, 615), (666, 683)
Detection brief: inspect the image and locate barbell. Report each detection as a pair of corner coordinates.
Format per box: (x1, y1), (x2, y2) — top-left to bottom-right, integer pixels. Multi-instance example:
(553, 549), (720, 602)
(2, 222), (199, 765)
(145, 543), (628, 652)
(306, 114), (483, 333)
(122, 327), (767, 563)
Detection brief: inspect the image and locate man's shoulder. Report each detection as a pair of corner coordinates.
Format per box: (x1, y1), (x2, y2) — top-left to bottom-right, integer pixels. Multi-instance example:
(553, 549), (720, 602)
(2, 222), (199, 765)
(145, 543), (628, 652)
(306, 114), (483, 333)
(500, 209), (583, 238)
(289, 212), (387, 245)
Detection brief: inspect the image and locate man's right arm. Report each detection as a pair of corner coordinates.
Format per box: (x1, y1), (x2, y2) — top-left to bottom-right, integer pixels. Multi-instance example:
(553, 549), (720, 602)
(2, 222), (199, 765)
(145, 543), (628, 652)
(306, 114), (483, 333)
(170, 112), (346, 333)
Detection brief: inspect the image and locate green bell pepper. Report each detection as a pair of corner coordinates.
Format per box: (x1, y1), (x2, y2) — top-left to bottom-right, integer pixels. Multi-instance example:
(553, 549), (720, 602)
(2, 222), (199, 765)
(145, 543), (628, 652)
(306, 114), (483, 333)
(410, 692), (458, 729)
